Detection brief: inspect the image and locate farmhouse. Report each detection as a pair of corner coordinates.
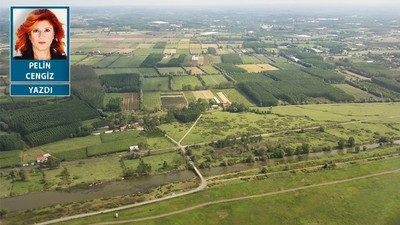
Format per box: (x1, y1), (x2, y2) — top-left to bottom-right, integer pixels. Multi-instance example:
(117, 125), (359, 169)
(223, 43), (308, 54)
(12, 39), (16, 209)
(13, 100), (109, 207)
(36, 153), (51, 163)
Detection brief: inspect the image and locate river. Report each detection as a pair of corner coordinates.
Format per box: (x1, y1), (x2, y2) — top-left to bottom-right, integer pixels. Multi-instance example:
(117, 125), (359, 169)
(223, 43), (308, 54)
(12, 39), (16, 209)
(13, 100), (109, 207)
(1, 140), (398, 212)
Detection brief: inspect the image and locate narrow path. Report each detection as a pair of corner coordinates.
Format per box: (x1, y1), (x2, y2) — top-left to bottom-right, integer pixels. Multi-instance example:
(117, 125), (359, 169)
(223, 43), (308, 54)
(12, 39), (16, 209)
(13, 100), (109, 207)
(36, 114), (207, 225)
(91, 168), (400, 225)
(178, 114), (203, 144)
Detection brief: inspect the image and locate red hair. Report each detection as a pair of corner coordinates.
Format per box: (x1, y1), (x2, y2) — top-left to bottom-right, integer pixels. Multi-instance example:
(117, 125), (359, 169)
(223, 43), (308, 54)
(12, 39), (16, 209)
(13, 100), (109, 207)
(15, 9), (65, 56)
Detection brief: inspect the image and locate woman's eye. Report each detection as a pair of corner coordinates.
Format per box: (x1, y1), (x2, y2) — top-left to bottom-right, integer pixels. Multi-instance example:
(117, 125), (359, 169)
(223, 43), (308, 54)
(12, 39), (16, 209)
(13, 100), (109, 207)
(32, 29), (39, 33)
(45, 29), (51, 32)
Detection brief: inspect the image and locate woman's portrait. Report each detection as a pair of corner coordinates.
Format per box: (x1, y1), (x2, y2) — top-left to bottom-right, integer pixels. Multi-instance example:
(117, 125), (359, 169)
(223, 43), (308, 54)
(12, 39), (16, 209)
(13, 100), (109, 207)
(13, 8), (67, 60)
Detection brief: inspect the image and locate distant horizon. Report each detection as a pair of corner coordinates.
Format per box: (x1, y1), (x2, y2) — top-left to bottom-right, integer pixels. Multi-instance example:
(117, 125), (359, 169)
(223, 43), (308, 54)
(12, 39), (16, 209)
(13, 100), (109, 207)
(2, 0), (400, 8)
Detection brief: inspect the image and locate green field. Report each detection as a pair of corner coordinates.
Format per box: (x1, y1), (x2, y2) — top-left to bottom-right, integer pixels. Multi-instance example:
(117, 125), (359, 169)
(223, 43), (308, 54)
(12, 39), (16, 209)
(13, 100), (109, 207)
(109, 55), (147, 68)
(182, 103), (400, 144)
(201, 75), (229, 86)
(94, 68), (158, 77)
(76, 56), (104, 66)
(333, 84), (381, 101)
(200, 65), (221, 74)
(158, 67), (187, 76)
(93, 55), (120, 68)
(134, 48), (164, 55)
(183, 91), (196, 103)
(214, 89), (254, 107)
(142, 77), (170, 91)
(0, 150), (22, 168)
(172, 76), (203, 90)
(57, 155), (400, 225)
(161, 95), (187, 109)
(143, 91), (162, 111)
(103, 93), (123, 108)
(123, 150), (186, 173)
(22, 136), (102, 162)
(70, 55), (87, 65)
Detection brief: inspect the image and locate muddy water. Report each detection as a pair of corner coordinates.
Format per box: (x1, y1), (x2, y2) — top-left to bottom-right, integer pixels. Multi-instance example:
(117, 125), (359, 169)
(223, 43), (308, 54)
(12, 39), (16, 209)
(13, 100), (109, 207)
(0, 170), (195, 212)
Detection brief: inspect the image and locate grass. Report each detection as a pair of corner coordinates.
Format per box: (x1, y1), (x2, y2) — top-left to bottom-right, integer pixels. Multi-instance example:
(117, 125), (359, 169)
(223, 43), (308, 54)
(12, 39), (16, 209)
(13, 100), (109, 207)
(109, 55), (147, 68)
(333, 84), (381, 101)
(184, 67), (204, 75)
(158, 67), (187, 76)
(237, 64), (279, 73)
(58, 155), (400, 225)
(123, 150), (186, 173)
(183, 91), (196, 103)
(213, 89), (254, 107)
(200, 65), (221, 74)
(70, 55), (87, 65)
(172, 76), (203, 90)
(76, 56), (104, 66)
(201, 75), (229, 86)
(103, 93), (123, 108)
(159, 121), (194, 142)
(95, 68), (158, 77)
(0, 150), (23, 168)
(142, 77), (170, 91)
(143, 91), (162, 111)
(161, 96), (187, 109)
(23, 136), (102, 162)
(92, 55), (120, 68)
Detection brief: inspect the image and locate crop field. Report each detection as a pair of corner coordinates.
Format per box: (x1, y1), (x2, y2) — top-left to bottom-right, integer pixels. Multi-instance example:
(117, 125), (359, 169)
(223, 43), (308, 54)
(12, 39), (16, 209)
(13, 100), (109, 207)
(202, 44), (219, 49)
(134, 48), (164, 55)
(143, 91), (162, 110)
(183, 91), (196, 103)
(192, 90), (215, 99)
(158, 67), (187, 76)
(229, 73), (274, 83)
(163, 49), (177, 54)
(108, 55), (147, 68)
(76, 56), (104, 65)
(211, 56), (222, 64)
(200, 65), (221, 74)
(161, 93), (187, 109)
(70, 55), (87, 64)
(103, 93), (123, 108)
(92, 55), (120, 68)
(333, 84), (381, 101)
(123, 93), (140, 110)
(178, 43), (190, 49)
(201, 75), (229, 86)
(142, 77), (170, 91)
(254, 55), (275, 64)
(184, 67), (204, 75)
(172, 76), (203, 90)
(237, 64), (279, 73)
(95, 68), (158, 77)
(216, 92), (231, 104)
(240, 55), (260, 64)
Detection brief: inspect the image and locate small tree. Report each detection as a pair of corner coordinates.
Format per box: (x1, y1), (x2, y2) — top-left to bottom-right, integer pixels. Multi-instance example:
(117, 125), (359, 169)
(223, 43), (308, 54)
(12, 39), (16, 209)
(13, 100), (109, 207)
(260, 167), (268, 174)
(0, 208), (7, 218)
(45, 156), (61, 169)
(338, 139), (345, 149)
(18, 170), (27, 181)
(348, 137), (355, 147)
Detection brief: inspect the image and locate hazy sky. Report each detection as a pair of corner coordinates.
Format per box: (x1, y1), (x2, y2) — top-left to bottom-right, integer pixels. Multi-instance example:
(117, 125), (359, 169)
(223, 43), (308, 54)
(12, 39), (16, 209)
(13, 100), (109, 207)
(2, 0), (400, 7)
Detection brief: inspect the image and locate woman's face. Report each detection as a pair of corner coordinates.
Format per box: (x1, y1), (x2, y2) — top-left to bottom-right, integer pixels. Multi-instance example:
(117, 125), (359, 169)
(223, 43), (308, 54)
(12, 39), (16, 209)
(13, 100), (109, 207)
(29, 20), (54, 53)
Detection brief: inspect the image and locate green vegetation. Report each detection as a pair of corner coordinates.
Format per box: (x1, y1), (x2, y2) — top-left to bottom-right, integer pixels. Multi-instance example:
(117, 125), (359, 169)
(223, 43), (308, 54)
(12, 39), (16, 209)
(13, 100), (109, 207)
(109, 55), (147, 68)
(153, 42), (167, 49)
(172, 76), (203, 90)
(100, 73), (141, 92)
(0, 150), (22, 168)
(221, 54), (243, 64)
(143, 92), (162, 111)
(200, 75), (229, 86)
(216, 63), (246, 73)
(55, 156), (400, 225)
(141, 53), (164, 67)
(199, 66), (221, 74)
(142, 77), (170, 91)
(93, 56), (120, 68)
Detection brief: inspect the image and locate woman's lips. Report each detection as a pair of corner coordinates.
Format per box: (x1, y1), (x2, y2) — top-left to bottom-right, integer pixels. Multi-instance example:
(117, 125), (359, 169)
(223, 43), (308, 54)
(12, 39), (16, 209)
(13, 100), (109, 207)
(38, 42), (46, 44)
